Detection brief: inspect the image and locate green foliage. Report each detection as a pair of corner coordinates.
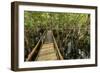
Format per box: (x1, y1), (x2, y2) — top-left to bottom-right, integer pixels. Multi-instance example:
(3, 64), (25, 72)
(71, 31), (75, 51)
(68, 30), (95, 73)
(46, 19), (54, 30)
(24, 11), (90, 59)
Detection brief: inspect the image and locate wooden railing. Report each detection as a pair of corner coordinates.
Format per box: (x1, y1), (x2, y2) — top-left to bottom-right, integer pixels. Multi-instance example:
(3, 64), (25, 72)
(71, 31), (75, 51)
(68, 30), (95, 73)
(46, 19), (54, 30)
(52, 33), (64, 60)
(26, 31), (46, 61)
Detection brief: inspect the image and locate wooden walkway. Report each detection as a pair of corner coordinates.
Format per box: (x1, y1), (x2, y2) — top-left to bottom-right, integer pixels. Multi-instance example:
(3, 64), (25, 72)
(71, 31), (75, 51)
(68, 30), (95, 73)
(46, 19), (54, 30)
(26, 30), (63, 61)
(36, 30), (58, 61)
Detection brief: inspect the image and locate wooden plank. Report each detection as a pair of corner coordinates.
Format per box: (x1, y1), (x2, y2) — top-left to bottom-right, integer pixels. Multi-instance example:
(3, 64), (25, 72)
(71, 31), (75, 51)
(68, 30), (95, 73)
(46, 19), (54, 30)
(36, 43), (57, 61)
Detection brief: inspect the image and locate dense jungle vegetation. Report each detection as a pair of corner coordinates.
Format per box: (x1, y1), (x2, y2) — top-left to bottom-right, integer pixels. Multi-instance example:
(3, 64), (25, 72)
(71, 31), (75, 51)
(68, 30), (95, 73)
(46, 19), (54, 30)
(24, 11), (90, 60)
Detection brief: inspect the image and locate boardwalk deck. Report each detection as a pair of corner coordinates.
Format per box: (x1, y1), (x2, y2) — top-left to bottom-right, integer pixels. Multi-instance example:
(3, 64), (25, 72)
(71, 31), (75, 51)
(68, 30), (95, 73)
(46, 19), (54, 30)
(36, 43), (57, 61)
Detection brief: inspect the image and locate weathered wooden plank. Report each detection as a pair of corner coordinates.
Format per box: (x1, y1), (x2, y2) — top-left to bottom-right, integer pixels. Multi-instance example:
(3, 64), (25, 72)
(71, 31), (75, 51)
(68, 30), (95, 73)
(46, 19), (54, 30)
(36, 43), (57, 61)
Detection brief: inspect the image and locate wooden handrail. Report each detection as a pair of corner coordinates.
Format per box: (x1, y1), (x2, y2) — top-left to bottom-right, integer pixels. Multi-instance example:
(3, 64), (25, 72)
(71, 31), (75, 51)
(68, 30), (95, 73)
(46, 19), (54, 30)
(26, 39), (41, 61)
(52, 33), (64, 60)
(26, 31), (46, 61)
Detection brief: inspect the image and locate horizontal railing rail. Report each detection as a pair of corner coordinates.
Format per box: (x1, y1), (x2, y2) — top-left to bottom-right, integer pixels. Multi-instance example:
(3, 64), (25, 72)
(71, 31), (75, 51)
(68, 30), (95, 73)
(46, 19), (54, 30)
(26, 31), (46, 61)
(52, 33), (64, 60)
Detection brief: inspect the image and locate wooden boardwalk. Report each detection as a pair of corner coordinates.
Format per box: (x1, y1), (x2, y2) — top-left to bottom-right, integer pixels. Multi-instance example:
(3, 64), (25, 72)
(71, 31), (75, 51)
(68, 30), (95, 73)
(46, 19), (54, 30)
(26, 30), (63, 61)
(36, 30), (58, 61)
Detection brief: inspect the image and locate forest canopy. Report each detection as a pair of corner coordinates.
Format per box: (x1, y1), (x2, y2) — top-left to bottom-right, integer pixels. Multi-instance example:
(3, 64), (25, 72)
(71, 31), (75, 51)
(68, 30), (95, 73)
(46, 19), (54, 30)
(24, 11), (90, 30)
